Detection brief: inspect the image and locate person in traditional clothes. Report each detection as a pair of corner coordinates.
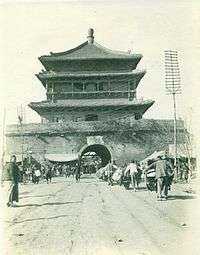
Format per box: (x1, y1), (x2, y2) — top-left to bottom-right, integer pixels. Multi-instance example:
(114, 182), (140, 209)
(3, 155), (20, 207)
(146, 155), (174, 201)
(107, 161), (114, 186)
(75, 162), (81, 182)
(136, 161), (143, 188)
(45, 165), (52, 184)
(124, 160), (138, 191)
(34, 167), (41, 184)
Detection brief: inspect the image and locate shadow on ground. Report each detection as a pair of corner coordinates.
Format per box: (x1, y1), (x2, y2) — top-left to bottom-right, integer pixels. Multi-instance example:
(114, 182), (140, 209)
(16, 201), (82, 208)
(167, 195), (197, 200)
(6, 214), (78, 225)
(20, 194), (56, 199)
(81, 174), (96, 179)
(127, 186), (147, 191)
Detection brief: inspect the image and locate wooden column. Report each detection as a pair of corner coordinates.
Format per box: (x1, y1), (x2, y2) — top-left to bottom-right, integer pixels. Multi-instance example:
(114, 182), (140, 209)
(128, 81), (131, 100)
(52, 83), (55, 102)
(134, 80), (137, 98)
(96, 81), (99, 91)
(72, 82), (74, 97)
(46, 82), (49, 100)
(108, 81), (111, 96)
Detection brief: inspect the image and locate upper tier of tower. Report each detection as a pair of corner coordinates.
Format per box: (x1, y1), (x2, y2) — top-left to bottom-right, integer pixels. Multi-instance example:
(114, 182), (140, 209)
(38, 28), (143, 73)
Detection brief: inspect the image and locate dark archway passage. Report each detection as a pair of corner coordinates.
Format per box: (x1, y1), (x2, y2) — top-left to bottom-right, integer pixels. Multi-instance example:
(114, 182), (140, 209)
(80, 144), (111, 167)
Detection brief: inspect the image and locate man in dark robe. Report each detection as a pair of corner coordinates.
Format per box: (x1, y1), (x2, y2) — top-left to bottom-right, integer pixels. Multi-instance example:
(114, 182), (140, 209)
(75, 162), (81, 182)
(3, 155), (20, 207)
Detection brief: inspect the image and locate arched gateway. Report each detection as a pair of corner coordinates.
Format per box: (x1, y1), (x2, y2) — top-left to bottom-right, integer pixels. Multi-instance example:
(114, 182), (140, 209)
(79, 144), (112, 167)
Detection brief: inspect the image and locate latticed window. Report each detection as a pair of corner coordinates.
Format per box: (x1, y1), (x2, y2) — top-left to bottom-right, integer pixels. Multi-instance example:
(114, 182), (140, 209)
(73, 83), (83, 92)
(85, 82), (98, 92)
(54, 82), (72, 92)
(119, 81), (128, 91)
(47, 83), (53, 93)
(99, 82), (109, 91)
(110, 81), (128, 91)
(129, 80), (136, 90)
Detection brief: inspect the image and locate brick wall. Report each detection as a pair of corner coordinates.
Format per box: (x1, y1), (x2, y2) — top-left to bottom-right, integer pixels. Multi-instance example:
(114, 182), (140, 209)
(5, 119), (185, 165)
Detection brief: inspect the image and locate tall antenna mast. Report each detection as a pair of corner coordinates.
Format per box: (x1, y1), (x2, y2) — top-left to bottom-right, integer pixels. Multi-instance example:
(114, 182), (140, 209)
(165, 50), (181, 179)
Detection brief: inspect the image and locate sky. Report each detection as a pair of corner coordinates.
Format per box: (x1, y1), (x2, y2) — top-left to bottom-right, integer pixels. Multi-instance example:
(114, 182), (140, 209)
(0, 0), (200, 157)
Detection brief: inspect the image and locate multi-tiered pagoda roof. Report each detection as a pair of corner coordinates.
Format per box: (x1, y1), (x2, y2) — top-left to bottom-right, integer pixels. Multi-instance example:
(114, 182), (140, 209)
(29, 28), (154, 122)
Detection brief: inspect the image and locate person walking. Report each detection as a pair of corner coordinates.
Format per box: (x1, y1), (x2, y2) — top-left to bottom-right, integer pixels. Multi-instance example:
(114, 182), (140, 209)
(124, 160), (138, 191)
(34, 168), (41, 184)
(75, 162), (81, 182)
(147, 155), (174, 201)
(2, 155), (20, 207)
(45, 165), (52, 184)
(136, 161), (142, 189)
(107, 161), (113, 186)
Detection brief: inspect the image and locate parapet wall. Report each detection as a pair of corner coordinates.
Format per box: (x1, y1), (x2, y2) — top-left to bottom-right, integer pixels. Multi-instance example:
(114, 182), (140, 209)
(6, 119), (184, 136)
(5, 118), (185, 164)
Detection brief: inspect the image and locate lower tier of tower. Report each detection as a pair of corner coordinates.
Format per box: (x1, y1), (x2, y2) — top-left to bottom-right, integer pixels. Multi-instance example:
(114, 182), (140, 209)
(29, 98), (154, 123)
(5, 119), (185, 166)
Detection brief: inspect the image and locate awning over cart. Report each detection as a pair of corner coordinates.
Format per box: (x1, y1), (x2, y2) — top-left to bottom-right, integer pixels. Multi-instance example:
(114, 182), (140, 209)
(45, 153), (78, 162)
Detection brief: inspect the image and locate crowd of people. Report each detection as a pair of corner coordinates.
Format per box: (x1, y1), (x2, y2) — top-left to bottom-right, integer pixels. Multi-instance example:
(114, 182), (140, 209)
(1, 156), (85, 207)
(17, 161), (83, 185)
(97, 154), (175, 201)
(102, 160), (143, 191)
(1, 152), (193, 207)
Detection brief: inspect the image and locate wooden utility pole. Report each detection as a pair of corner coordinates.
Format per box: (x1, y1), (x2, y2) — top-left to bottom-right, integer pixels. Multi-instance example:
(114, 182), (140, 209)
(165, 50), (181, 180)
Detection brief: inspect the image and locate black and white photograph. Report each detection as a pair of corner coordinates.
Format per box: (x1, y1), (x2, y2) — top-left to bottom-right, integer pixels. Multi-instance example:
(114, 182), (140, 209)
(0, 1), (200, 255)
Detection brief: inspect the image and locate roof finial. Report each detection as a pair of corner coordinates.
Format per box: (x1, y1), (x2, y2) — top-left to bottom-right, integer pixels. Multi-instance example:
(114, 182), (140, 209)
(87, 28), (94, 44)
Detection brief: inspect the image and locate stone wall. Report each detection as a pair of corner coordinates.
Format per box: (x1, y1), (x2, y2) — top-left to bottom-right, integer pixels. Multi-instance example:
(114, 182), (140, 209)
(5, 119), (185, 165)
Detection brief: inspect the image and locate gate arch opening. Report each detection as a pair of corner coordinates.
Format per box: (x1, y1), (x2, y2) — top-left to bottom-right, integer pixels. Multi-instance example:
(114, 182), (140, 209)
(80, 144), (112, 168)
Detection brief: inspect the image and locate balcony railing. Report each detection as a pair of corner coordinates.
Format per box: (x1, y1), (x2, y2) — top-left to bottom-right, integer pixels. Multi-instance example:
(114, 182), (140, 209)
(47, 90), (136, 100)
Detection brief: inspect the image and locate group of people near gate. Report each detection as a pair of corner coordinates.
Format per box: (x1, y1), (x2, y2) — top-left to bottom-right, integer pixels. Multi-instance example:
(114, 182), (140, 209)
(1, 155), (83, 207)
(1, 155), (54, 207)
(17, 161), (82, 185)
(98, 152), (175, 201)
(19, 162), (53, 185)
(0, 151), (181, 207)
(103, 160), (142, 191)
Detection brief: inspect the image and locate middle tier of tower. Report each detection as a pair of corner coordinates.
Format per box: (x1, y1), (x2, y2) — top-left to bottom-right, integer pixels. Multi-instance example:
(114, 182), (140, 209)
(36, 70), (146, 101)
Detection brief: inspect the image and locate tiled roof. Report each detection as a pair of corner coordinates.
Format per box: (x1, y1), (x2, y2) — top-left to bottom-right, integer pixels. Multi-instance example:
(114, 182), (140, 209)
(36, 70), (146, 80)
(39, 41), (142, 62)
(29, 98), (154, 109)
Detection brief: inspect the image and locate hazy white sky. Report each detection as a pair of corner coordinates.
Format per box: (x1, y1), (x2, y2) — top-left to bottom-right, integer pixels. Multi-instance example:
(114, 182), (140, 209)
(0, 0), (200, 152)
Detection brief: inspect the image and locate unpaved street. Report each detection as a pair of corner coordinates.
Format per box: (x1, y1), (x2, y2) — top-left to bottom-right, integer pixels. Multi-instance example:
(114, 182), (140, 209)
(1, 175), (200, 255)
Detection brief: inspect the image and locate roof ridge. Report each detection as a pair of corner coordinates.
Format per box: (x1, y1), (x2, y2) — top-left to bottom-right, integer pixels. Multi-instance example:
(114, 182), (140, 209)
(93, 42), (139, 57)
(45, 41), (88, 57)
(39, 40), (142, 60)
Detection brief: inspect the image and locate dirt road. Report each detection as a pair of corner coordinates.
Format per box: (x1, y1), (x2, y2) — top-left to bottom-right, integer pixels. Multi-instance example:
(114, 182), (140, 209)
(1, 175), (199, 255)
